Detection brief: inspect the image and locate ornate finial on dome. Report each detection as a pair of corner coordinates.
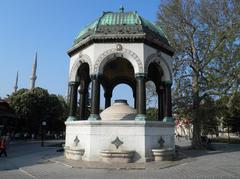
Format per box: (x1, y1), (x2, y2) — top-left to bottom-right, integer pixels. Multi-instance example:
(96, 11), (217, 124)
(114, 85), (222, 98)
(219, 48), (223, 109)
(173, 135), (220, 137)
(119, 5), (124, 13)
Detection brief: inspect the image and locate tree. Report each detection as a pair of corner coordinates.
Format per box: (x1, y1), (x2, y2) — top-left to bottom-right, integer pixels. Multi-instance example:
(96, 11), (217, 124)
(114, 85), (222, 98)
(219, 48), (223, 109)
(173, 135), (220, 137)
(199, 97), (218, 136)
(216, 95), (230, 136)
(8, 88), (68, 135)
(46, 94), (68, 133)
(225, 92), (240, 133)
(8, 88), (49, 134)
(157, 0), (240, 148)
(216, 93), (240, 141)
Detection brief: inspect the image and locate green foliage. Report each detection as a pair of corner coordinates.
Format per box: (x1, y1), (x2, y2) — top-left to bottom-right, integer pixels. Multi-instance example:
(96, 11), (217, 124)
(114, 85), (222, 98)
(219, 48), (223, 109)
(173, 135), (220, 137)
(146, 108), (158, 121)
(199, 97), (218, 135)
(45, 94), (68, 132)
(8, 88), (68, 134)
(216, 92), (240, 133)
(227, 92), (240, 119)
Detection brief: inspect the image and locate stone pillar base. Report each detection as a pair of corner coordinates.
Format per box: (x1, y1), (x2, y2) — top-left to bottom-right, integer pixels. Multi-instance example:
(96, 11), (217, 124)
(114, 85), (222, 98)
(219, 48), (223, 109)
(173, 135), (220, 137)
(66, 116), (78, 121)
(88, 114), (101, 121)
(163, 117), (174, 123)
(135, 114), (147, 121)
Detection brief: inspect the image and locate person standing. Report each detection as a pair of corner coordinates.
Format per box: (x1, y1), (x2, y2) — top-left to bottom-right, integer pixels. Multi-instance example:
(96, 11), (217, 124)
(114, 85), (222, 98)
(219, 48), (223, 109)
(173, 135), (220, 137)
(0, 136), (7, 157)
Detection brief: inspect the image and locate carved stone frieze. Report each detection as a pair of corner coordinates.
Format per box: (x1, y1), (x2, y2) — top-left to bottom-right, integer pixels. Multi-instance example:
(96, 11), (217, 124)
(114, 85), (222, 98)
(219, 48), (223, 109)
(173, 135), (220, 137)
(93, 48), (144, 74)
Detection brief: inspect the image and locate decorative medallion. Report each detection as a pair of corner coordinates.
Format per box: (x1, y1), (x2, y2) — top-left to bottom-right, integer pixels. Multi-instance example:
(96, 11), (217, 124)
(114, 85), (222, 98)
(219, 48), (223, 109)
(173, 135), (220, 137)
(158, 136), (165, 148)
(116, 44), (123, 51)
(79, 53), (83, 58)
(111, 136), (123, 149)
(74, 136), (80, 147)
(157, 51), (162, 57)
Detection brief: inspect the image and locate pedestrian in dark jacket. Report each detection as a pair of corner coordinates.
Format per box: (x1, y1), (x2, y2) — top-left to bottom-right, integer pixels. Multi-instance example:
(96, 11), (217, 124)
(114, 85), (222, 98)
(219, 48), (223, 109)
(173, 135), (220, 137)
(0, 137), (7, 157)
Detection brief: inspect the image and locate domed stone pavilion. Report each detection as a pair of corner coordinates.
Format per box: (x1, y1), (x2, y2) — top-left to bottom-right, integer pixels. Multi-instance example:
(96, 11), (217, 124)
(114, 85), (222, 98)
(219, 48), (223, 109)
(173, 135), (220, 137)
(65, 8), (175, 163)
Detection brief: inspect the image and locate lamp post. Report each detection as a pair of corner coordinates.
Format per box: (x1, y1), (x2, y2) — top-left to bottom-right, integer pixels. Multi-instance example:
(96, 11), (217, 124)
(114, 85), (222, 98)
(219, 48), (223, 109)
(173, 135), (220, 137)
(41, 121), (46, 147)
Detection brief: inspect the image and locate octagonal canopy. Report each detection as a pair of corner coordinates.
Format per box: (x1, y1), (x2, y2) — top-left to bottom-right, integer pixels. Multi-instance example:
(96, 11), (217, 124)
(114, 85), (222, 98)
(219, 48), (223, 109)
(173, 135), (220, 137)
(68, 8), (174, 56)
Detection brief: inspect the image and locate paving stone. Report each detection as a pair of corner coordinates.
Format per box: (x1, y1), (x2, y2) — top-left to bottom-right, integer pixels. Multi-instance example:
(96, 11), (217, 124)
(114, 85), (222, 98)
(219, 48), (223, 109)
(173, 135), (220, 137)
(0, 169), (33, 179)
(0, 141), (240, 179)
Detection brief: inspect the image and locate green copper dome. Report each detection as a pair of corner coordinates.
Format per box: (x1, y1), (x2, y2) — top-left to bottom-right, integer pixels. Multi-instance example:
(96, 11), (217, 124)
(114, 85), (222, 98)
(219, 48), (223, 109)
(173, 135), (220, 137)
(69, 9), (174, 56)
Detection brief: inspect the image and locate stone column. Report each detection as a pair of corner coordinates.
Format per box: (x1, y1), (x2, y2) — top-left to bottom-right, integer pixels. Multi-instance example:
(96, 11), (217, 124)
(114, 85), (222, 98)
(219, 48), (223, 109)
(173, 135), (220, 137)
(157, 86), (164, 121)
(104, 90), (112, 109)
(133, 92), (136, 109)
(88, 75), (101, 120)
(67, 81), (79, 121)
(79, 81), (88, 120)
(135, 73), (147, 121)
(163, 82), (173, 122)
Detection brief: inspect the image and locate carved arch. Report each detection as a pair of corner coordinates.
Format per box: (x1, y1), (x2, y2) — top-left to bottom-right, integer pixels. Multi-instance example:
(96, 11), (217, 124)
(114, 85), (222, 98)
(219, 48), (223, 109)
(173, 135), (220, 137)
(146, 52), (172, 81)
(93, 48), (144, 74)
(69, 54), (92, 82)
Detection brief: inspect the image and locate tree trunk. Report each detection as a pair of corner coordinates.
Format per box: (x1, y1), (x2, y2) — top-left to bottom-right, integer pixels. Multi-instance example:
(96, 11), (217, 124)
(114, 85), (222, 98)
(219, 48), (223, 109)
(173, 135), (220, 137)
(191, 71), (203, 149)
(192, 112), (202, 149)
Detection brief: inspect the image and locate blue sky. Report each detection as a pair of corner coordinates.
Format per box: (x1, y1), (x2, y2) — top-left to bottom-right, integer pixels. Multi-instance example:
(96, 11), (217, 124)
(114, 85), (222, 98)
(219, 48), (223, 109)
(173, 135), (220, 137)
(0, 0), (160, 107)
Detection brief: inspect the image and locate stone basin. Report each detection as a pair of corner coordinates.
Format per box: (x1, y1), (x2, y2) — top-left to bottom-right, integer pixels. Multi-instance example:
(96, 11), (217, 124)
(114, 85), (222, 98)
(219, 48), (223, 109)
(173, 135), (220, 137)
(64, 146), (85, 161)
(100, 150), (135, 163)
(152, 148), (175, 161)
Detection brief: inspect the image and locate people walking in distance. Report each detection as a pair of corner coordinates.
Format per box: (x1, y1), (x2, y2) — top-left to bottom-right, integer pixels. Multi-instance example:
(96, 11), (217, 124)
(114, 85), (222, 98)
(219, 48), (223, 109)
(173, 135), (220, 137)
(0, 136), (8, 157)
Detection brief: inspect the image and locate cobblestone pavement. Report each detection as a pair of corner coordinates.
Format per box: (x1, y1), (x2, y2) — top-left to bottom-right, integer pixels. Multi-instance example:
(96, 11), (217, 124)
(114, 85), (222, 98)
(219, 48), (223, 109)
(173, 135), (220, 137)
(0, 140), (240, 179)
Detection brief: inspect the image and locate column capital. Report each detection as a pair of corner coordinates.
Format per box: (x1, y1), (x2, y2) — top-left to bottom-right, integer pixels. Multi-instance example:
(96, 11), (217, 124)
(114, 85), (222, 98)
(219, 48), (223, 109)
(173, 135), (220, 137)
(156, 85), (165, 94)
(135, 73), (147, 78)
(162, 81), (172, 87)
(68, 81), (79, 86)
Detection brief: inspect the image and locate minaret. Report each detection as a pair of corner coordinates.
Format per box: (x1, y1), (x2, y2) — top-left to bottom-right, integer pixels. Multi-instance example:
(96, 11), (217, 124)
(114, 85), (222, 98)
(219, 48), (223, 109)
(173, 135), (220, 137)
(14, 71), (18, 92)
(30, 52), (37, 89)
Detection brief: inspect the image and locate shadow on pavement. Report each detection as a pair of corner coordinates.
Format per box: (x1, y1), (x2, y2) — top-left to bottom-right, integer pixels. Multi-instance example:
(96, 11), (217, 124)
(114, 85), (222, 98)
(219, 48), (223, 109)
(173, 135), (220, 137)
(178, 142), (240, 159)
(0, 140), (64, 171)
